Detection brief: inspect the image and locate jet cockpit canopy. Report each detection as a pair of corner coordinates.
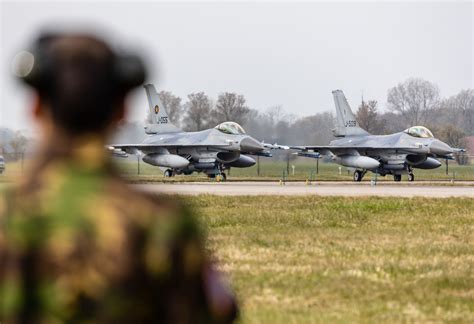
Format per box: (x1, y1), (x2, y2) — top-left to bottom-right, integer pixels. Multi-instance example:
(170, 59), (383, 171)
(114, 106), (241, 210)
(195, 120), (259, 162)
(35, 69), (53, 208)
(215, 122), (246, 135)
(403, 126), (434, 138)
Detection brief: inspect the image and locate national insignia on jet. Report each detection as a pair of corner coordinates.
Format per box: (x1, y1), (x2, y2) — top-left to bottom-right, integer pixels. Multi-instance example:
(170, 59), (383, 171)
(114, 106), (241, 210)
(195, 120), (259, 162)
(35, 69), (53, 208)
(154, 105), (160, 114)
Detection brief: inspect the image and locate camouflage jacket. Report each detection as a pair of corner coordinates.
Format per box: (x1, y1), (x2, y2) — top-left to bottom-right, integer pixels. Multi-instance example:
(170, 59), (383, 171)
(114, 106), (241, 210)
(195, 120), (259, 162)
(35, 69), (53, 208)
(0, 139), (237, 323)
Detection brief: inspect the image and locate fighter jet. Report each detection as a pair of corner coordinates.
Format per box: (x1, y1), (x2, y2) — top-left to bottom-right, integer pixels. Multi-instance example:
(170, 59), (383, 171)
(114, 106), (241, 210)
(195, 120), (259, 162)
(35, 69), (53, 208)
(110, 84), (285, 180)
(292, 90), (461, 182)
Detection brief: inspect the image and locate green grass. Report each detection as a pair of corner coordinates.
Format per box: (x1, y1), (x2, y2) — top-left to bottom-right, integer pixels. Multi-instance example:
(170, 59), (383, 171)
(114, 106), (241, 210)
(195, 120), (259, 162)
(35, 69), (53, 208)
(182, 196), (474, 323)
(112, 157), (474, 182)
(0, 160), (27, 181)
(2, 157), (472, 182)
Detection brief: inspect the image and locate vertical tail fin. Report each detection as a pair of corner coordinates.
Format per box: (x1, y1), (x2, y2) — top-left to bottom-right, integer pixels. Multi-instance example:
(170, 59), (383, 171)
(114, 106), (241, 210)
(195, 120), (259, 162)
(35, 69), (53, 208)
(332, 90), (369, 137)
(144, 84), (181, 134)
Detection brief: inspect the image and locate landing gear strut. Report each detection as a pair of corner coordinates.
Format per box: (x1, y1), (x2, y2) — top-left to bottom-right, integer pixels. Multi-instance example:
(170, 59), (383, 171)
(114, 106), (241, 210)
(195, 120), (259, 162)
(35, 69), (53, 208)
(407, 167), (415, 182)
(216, 173), (227, 182)
(208, 164), (227, 181)
(353, 170), (365, 182)
(164, 169), (175, 177)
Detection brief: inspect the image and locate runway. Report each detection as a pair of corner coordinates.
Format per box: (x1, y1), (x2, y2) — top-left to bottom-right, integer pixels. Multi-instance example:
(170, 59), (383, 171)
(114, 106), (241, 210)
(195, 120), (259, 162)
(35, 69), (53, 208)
(134, 181), (474, 198)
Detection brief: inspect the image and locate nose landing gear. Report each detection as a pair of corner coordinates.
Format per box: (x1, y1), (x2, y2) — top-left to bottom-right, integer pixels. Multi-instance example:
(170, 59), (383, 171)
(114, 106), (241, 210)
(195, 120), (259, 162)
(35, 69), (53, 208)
(353, 170), (366, 182)
(164, 169), (175, 177)
(207, 164), (227, 181)
(215, 173), (227, 182)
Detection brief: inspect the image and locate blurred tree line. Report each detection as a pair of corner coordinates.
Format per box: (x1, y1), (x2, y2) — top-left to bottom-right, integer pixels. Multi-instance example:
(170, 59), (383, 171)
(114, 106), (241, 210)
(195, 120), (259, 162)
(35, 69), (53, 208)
(2, 77), (473, 164)
(0, 128), (29, 162)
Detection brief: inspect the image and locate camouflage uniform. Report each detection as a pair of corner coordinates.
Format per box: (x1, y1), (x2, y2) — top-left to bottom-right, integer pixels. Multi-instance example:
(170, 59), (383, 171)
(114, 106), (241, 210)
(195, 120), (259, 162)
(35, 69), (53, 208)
(0, 138), (237, 323)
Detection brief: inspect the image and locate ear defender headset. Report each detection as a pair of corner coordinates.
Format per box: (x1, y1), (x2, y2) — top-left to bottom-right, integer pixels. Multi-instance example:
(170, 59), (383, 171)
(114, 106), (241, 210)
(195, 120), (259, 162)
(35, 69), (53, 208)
(12, 32), (147, 94)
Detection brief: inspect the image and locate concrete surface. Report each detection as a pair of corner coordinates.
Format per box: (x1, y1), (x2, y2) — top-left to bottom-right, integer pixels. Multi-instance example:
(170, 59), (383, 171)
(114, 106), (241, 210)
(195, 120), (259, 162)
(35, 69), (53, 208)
(134, 182), (474, 197)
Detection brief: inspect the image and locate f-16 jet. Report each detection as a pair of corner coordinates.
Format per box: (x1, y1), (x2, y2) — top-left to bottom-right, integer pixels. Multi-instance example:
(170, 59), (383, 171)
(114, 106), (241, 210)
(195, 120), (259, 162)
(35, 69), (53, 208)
(292, 90), (461, 182)
(110, 84), (285, 179)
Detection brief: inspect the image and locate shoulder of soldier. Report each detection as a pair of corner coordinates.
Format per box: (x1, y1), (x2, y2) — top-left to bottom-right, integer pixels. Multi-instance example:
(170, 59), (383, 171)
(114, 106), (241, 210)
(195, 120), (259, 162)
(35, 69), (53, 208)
(106, 176), (195, 222)
(104, 177), (204, 245)
(0, 187), (10, 249)
(0, 182), (5, 207)
(0, 189), (6, 219)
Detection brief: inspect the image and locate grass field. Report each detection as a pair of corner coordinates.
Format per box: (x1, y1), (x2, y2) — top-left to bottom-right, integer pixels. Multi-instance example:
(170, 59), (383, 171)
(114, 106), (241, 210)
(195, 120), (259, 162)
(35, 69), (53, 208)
(111, 157), (474, 182)
(183, 196), (473, 323)
(2, 157), (472, 182)
(1, 160), (472, 322)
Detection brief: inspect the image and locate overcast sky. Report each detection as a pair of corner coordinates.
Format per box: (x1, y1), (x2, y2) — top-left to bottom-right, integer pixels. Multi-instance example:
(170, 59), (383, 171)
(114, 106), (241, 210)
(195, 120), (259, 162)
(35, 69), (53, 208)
(1, 1), (473, 131)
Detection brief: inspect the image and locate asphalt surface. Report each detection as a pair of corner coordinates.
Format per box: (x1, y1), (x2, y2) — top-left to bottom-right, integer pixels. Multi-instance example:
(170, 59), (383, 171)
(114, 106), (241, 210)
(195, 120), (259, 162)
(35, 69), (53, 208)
(134, 181), (474, 197)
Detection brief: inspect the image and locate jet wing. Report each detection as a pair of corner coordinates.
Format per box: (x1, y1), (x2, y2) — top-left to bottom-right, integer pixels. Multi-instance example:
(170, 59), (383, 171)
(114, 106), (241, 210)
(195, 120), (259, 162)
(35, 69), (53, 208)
(290, 145), (425, 155)
(109, 143), (232, 154)
(262, 143), (290, 150)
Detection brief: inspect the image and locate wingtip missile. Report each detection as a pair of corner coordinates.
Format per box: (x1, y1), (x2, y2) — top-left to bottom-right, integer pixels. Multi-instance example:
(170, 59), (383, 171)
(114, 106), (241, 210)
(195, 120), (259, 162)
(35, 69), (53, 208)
(296, 152), (321, 159)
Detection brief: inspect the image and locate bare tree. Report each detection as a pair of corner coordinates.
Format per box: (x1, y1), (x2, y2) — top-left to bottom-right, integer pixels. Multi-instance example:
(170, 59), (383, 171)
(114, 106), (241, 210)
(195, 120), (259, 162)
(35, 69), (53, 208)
(432, 124), (469, 165)
(264, 105), (286, 125)
(144, 91), (182, 125)
(442, 89), (474, 135)
(158, 91), (183, 126)
(240, 109), (262, 138)
(183, 92), (213, 131)
(260, 106), (291, 141)
(356, 100), (384, 134)
(433, 124), (466, 148)
(9, 131), (28, 161)
(113, 121), (146, 143)
(387, 78), (440, 127)
(290, 112), (335, 146)
(212, 92), (250, 125)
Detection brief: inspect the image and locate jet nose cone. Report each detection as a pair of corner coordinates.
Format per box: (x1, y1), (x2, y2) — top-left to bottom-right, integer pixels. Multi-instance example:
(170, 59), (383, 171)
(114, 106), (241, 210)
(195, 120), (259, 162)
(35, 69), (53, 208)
(240, 137), (264, 152)
(430, 140), (453, 155)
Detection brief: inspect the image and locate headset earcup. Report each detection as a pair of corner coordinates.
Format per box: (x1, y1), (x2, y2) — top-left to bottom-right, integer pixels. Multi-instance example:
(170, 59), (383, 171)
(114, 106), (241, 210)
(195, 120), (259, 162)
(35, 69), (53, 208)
(114, 54), (146, 91)
(16, 34), (56, 91)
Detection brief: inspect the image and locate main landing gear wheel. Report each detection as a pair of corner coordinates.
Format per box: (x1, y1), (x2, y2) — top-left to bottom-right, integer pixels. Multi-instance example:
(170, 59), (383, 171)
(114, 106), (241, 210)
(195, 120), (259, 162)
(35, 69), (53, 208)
(353, 170), (364, 182)
(164, 169), (174, 177)
(393, 174), (402, 182)
(408, 173), (415, 182)
(215, 173), (227, 182)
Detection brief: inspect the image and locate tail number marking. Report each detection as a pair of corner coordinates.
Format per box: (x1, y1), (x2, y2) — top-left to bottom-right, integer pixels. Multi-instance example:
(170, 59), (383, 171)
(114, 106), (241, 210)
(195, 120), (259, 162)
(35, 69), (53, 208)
(345, 120), (356, 127)
(158, 117), (168, 124)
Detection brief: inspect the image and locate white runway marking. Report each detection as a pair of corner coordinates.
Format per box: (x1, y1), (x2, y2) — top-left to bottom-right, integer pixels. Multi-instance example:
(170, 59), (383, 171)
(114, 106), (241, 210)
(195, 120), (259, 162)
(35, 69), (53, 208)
(133, 182), (474, 198)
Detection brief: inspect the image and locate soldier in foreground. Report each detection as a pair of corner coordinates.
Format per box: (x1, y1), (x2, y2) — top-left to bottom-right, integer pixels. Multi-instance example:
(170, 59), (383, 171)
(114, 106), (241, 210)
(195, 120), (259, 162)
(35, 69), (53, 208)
(0, 32), (237, 323)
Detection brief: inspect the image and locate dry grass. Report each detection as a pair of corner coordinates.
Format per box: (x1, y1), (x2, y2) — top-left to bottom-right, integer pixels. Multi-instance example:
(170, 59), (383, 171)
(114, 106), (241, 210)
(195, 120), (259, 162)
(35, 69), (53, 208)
(182, 196), (474, 323)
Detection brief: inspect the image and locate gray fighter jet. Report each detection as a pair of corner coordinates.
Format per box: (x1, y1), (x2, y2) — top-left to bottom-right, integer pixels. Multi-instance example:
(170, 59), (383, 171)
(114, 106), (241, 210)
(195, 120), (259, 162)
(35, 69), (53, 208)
(292, 90), (461, 182)
(110, 84), (285, 179)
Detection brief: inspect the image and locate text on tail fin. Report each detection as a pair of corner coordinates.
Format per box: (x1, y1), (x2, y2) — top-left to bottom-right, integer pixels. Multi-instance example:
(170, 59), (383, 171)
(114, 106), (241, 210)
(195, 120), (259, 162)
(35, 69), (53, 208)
(143, 84), (181, 134)
(331, 90), (369, 137)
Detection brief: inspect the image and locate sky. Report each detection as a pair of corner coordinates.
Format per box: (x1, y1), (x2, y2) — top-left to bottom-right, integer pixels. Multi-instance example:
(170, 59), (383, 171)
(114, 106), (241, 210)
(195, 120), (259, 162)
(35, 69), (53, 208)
(0, 1), (473, 132)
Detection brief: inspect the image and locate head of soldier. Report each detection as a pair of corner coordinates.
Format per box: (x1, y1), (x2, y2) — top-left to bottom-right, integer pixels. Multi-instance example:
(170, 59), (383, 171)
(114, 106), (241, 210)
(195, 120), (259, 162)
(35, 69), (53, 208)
(13, 32), (146, 141)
